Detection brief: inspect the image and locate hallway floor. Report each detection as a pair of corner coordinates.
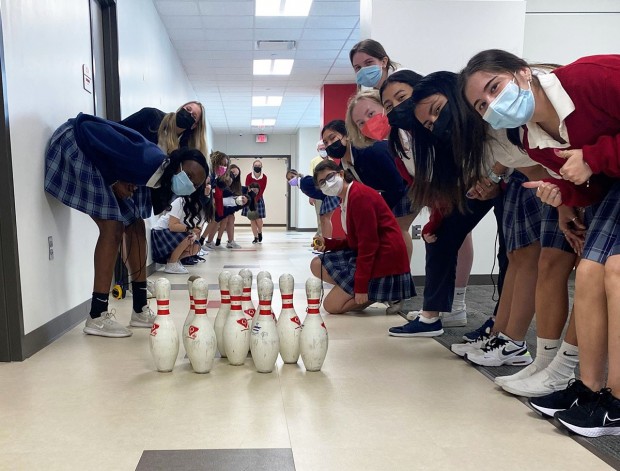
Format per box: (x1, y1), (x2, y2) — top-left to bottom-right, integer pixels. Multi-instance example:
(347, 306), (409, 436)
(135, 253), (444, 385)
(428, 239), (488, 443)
(0, 229), (613, 470)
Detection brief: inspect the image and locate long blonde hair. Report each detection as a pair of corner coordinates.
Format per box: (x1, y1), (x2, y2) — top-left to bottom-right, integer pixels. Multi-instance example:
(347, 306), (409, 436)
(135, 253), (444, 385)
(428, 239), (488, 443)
(157, 101), (208, 155)
(345, 90), (383, 149)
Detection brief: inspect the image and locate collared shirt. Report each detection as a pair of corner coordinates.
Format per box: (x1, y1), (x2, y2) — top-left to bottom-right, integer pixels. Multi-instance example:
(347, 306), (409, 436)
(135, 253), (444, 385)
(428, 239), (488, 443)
(340, 181), (354, 235)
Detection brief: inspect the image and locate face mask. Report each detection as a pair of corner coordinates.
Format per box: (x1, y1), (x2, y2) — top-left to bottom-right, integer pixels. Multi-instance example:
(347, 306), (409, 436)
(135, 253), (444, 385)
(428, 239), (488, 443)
(388, 97), (415, 131)
(216, 165), (227, 176)
(326, 138), (347, 159)
(231, 173), (239, 180)
(253, 166), (262, 173)
(318, 149), (328, 158)
(176, 108), (195, 130)
(171, 167), (195, 196)
(288, 176), (300, 187)
(361, 113), (390, 141)
(321, 175), (344, 197)
(431, 101), (453, 142)
(483, 78), (535, 129)
(356, 65), (383, 88)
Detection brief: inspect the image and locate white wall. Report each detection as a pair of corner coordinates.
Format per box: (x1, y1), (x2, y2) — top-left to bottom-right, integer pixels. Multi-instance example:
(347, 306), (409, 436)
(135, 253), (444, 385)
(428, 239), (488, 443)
(295, 127), (322, 230)
(2, 0), (206, 334)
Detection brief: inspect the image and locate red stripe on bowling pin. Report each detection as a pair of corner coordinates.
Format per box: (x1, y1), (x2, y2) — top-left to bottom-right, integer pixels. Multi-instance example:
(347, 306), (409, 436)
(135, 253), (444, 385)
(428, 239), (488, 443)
(194, 299), (207, 315)
(259, 300), (271, 315)
(230, 295), (242, 310)
(156, 299), (170, 315)
(220, 290), (230, 304)
(307, 299), (320, 314)
(281, 293), (294, 309)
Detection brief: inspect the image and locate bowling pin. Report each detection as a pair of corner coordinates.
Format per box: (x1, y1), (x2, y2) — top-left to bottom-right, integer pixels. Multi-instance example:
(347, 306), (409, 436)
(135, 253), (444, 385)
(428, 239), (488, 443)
(239, 269), (256, 324)
(250, 278), (280, 373)
(214, 271), (232, 358)
(223, 274), (251, 365)
(300, 277), (328, 372)
(185, 278), (217, 373)
(149, 278), (179, 372)
(276, 273), (301, 364)
(254, 270), (274, 324)
(182, 275), (202, 357)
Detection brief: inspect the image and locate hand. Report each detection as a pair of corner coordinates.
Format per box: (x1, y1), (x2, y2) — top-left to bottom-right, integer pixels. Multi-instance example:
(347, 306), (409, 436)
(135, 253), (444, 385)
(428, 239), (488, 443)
(112, 181), (136, 199)
(355, 293), (368, 305)
(522, 181), (563, 207)
(309, 198), (316, 206)
(311, 236), (326, 252)
(557, 205), (586, 256)
(467, 177), (499, 200)
(192, 228), (201, 237)
(556, 148), (592, 185)
(423, 233), (437, 244)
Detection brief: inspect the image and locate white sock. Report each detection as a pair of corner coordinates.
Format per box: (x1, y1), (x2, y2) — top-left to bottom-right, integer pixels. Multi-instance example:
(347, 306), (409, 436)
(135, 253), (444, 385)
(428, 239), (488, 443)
(533, 337), (561, 369)
(452, 287), (467, 312)
(499, 332), (524, 347)
(546, 341), (579, 379)
(419, 315), (440, 324)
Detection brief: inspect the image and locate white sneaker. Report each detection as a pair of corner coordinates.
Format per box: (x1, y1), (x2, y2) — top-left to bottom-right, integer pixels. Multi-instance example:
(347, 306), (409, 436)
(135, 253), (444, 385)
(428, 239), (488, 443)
(83, 311), (132, 338)
(198, 249), (208, 257)
(202, 241), (216, 250)
(441, 309), (467, 327)
(494, 363), (541, 387)
(164, 262), (189, 274)
(227, 240), (242, 249)
(130, 305), (156, 327)
(465, 333), (533, 367)
(146, 279), (155, 299)
(451, 336), (489, 357)
(502, 368), (575, 397)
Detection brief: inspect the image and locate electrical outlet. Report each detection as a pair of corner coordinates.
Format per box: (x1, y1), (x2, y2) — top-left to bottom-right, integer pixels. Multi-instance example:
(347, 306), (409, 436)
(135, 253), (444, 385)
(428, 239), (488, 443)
(411, 225), (422, 240)
(48, 236), (54, 261)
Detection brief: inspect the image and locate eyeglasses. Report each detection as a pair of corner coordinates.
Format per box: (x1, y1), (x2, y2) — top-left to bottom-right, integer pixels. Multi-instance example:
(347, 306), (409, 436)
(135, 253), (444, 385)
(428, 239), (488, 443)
(317, 172), (338, 188)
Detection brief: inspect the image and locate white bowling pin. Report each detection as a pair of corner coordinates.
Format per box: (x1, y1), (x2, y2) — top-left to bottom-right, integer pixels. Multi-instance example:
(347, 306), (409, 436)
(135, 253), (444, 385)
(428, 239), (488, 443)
(239, 268), (256, 324)
(182, 275), (202, 357)
(276, 273), (301, 364)
(250, 278), (280, 373)
(149, 278), (179, 372)
(223, 274), (251, 366)
(214, 271), (232, 358)
(185, 279), (217, 373)
(255, 270), (274, 323)
(300, 277), (328, 372)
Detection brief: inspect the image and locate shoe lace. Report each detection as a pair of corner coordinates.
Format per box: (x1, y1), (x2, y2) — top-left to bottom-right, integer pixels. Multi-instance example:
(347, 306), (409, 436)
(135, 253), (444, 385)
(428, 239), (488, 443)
(481, 335), (505, 352)
(102, 309), (117, 322)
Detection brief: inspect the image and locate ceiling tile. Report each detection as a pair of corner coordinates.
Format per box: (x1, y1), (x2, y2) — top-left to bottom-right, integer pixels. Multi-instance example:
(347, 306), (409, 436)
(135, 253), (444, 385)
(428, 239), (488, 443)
(201, 16), (254, 29)
(198, 1), (254, 16)
(155, 1), (200, 16)
(161, 15), (203, 29)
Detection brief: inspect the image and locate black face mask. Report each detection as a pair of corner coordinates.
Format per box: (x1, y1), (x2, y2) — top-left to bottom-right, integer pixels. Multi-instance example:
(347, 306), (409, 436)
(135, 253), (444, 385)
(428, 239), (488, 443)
(176, 108), (195, 130)
(388, 97), (415, 131)
(431, 101), (453, 142)
(326, 139), (347, 159)
(253, 166), (262, 173)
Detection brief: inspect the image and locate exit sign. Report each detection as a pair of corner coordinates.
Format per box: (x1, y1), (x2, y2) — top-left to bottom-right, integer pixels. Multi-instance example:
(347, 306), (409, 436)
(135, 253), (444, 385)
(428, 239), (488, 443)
(255, 134), (268, 143)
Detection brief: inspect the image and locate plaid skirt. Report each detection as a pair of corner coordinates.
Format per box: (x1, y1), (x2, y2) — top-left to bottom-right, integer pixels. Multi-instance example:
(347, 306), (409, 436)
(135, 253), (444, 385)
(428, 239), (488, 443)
(151, 229), (199, 264)
(44, 122), (152, 226)
(502, 171), (542, 253)
(242, 197), (266, 219)
(319, 195), (340, 215)
(391, 192), (413, 218)
(583, 181), (620, 264)
(319, 249), (416, 302)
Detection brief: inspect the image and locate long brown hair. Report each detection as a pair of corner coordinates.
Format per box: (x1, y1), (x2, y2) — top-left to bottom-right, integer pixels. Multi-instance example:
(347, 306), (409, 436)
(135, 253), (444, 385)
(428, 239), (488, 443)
(349, 39), (399, 72)
(156, 101), (208, 155)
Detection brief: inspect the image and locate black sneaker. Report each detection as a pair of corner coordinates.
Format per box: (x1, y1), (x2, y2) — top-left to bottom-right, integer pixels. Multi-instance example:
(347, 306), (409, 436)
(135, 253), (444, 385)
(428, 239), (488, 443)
(252, 237), (258, 244)
(556, 388), (620, 437)
(528, 379), (597, 417)
(463, 316), (494, 342)
(258, 232), (263, 242)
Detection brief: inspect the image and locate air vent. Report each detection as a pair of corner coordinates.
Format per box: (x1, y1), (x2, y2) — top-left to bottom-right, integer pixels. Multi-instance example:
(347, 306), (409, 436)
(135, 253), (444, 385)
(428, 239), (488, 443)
(256, 40), (296, 51)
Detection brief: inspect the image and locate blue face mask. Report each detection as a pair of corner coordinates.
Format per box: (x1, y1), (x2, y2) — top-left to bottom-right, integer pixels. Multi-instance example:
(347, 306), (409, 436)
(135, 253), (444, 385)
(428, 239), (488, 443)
(483, 78), (535, 129)
(356, 65), (383, 88)
(171, 165), (196, 196)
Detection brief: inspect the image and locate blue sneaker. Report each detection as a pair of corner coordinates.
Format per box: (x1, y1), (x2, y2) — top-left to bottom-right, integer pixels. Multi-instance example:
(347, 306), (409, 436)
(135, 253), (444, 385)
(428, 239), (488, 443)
(463, 316), (494, 342)
(389, 316), (444, 338)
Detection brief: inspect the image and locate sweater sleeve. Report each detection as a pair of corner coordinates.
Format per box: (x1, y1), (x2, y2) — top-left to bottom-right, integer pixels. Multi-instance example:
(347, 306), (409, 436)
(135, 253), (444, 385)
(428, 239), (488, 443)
(257, 174), (267, 199)
(350, 193), (381, 293)
(323, 238), (349, 251)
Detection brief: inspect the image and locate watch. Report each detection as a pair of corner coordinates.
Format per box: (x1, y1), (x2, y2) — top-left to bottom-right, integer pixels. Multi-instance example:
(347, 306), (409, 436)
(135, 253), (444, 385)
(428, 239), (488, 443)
(487, 170), (503, 184)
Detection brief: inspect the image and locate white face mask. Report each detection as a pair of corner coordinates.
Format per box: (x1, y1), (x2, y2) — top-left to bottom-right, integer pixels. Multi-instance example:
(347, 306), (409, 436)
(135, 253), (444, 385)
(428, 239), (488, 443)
(321, 175), (344, 197)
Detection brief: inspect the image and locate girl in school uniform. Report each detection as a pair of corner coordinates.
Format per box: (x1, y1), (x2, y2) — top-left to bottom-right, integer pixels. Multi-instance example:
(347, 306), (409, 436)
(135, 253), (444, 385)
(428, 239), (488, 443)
(243, 160), (268, 244)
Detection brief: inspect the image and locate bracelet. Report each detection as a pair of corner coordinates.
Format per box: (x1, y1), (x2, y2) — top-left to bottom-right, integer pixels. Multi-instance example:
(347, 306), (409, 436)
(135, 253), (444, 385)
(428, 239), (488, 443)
(487, 170), (503, 184)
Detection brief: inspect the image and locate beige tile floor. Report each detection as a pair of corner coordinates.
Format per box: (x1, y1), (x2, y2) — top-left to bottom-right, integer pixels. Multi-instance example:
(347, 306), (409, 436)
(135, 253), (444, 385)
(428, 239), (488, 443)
(0, 229), (613, 470)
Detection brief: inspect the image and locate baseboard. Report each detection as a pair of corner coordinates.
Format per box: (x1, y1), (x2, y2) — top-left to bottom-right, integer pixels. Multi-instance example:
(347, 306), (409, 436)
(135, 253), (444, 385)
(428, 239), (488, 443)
(21, 298), (89, 360)
(412, 274), (500, 286)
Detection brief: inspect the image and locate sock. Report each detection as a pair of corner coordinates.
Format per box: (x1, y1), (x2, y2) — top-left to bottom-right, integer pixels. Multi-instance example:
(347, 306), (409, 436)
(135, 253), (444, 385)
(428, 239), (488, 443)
(498, 332), (524, 347)
(215, 238), (221, 246)
(532, 337), (561, 369)
(452, 287), (467, 311)
(199, 236), (205, 245)
(90, 292), (109, 319)
(132, 281), (147, 313)
(546, 341), (579, 379)
(419, 315), (440, 324)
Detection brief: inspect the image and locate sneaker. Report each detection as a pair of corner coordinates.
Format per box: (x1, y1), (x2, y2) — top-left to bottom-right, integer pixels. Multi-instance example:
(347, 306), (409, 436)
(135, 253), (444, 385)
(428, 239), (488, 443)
(388, 315), (444, 338)
(502, 368), (574, 397)
(202, 241), (216, 251)
(556, 388), (620, 437)
(463, 316), (495, 342)
(258, 232), (263, 242)
(451, 328), (492, 357)
(164, 262), (189, 274)
(441, 309), (467, 327)
(528, 379), (597, 417)
(130, 305), (156, 327)
(83, 311), (132, 338)
(227, 240), (242, 249)
(252, 237), (258, 244)
(494, 363), (542, 387)
(465, 333), (532, 367)
(181, 256), (198, 266)
(146, 279), (155, 299)
(197, 249), (208, 257)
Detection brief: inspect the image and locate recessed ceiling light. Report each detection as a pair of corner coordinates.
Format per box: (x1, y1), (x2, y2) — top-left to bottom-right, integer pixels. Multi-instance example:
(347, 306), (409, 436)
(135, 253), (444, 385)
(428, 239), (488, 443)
(256, 0), (313, 17)
(253, 59), (294, 75)
(252, 96), (283, 107)
(251, 119), (276, 127)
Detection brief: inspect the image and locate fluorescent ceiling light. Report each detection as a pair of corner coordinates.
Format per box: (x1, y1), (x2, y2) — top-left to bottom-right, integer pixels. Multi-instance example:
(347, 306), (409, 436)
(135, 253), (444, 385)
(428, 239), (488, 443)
(251, 119), (276, 127)
(256, 0), (313, 17)
(253, 59), (294, 75)
(252, 96), (283, 106)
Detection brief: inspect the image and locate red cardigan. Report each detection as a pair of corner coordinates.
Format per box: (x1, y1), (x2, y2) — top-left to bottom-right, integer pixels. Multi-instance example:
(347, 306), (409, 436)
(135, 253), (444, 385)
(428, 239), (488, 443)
(523, 55), (620, 207)
(245, 172), (267, 200)
(323, 182), (410, 294)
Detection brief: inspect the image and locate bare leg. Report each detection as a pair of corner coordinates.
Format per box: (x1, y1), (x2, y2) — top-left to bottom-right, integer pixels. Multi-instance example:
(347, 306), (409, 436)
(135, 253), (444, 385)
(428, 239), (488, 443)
(123, 219), (147, 283)
(250, 220), (258, 238)
(217, 216), (228, 240)
(455, 232), (473, 288)
(227, 214), (235, 241)
(605, 255), (620, 393)
(492, 252), (517, 334)
(168, 236), (193, 263)
(396, 213), (415, 261)
(92, 218), (124, 293)
(204, 220), (219, 242)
